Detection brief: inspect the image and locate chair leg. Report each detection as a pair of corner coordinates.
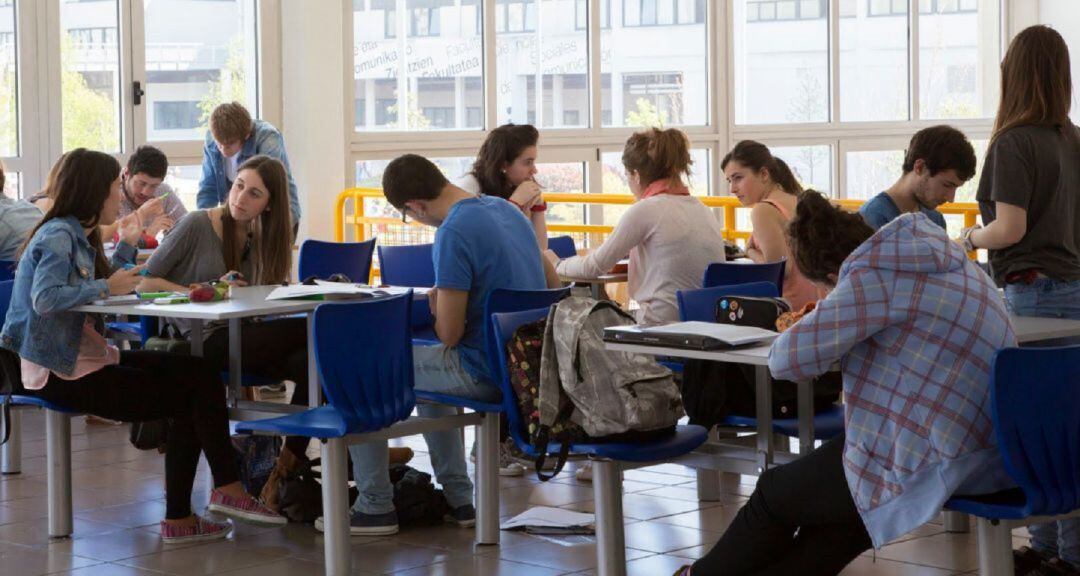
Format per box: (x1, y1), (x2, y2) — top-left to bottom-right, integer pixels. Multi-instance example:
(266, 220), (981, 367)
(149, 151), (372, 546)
(320, 438), (351, 576)
(975, 518), (1013, 576)
(1, 408), (22, 475)
(696, 427), (720, 502)
(475, 412), (500, 546)
(944, 510), (971, 533)
(593, 459), (627, 576)
(46, 410), (72, 538)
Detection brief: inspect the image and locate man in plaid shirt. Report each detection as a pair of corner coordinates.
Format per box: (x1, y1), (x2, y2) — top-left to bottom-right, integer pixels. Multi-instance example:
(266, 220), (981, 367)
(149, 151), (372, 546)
(685, 193), (1016, 576)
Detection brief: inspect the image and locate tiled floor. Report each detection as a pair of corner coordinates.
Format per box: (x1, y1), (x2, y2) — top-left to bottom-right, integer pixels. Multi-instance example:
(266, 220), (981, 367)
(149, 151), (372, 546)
(0, 410), (1027, 575)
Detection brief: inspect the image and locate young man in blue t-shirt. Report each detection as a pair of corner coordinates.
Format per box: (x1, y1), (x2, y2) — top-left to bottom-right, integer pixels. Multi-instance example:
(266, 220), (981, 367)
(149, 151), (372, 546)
(859, 125), (976, 231)
(331, 154), (556, 536)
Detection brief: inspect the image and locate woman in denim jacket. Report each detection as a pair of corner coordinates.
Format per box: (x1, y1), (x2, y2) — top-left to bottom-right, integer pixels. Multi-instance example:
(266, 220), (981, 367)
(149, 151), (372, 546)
(0, 149), (284, 543)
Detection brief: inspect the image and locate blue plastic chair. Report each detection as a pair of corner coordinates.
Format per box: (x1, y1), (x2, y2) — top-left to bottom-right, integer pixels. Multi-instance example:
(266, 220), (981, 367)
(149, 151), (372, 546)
(0, 279), (80, 537)
(703, 260), (785, 292)
(548, 235), (577, 259)
(0, 260), (16, 282)
(491, 306), (708, 573)
(377, 243), (435, 288)
(676, 282), (844, 442)
(945, 345), (1080, 576)
(298, 238), (376, 285)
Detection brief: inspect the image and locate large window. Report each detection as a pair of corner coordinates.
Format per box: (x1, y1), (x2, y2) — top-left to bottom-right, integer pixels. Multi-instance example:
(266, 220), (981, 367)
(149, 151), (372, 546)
(1040, 1), (1080, 121)
(919, 0), (999, 119)
(61, 0), (122, 153)
(143, 0), (260, 142)
(0, 0), (16, 157)
(839, 0), (909, 121)
(622, 0), (705, 27)
(354, 0), (483, 132)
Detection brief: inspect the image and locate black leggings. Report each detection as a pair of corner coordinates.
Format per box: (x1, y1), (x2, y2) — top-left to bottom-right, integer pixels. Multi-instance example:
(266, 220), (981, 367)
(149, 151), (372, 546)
(692, 434), (871, 576)
(28, 351), (237, 520)
(202, 316), (311, 459)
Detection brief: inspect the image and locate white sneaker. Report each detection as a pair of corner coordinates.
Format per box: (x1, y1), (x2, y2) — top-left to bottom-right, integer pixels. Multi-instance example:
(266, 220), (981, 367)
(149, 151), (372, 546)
(575, 462), (593, 482)
(470, 439), (526, 476)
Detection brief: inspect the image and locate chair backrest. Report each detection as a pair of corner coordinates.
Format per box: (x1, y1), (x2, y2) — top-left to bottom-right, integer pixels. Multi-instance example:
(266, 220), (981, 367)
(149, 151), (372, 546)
(298, 238), (376, 284)
(0, 261), (15, 282)
(548, 235), (577, 259)
(676, 281), (779, 322)
(483, 287), (570, 411)
(377, 243), (435, 287)
(0, 279), (12, 322)
(491, 307), (556, 446)
(703, 260), (785, 293)
(312, 293), (415, 432)
(991, 345), (1080, 516)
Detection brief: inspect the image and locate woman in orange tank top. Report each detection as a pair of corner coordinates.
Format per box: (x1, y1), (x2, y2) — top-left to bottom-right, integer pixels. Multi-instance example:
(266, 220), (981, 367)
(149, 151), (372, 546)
(722, 141), (823, 310)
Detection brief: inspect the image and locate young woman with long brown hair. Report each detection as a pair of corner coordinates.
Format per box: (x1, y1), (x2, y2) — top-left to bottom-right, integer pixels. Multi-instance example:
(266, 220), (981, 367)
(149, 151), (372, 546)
(1, 149), (285, 543)
(963, 25), (1080, 574)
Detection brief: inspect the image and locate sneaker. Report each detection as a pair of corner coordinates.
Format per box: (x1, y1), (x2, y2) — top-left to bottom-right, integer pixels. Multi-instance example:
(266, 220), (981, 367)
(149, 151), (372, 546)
(1016, 547), (1051, 576)
(315, 510), (399, 536)
(470, 439), (526, 477)
(445, 504), (476, 528)
(508, 441), (557, 472)
(160, 515), (230, 544)
(575, 462), (593, 482)
(207, 489), (287, 527)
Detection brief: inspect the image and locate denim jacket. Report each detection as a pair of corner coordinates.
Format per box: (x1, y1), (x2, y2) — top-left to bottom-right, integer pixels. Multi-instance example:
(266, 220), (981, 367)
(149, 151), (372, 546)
(196, 119), (301, 222)
(0, 216), (136, 376)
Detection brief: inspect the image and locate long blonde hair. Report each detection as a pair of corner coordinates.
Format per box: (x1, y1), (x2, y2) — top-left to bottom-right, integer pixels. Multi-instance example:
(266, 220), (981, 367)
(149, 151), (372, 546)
(222, 155), (292, 285)
(992, 25), (1073, 142)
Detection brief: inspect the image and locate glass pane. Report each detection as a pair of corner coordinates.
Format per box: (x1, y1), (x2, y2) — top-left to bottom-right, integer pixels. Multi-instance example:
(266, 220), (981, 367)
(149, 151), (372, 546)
(920, 0), (999, 119)
(845, 150), (903, 200)
(144, 0), (259, 142)
(1040, 1), (1080, 121)
(538, 161), (587, 225)
(2, 170), (17, 200)
(162, 165), (203, 212)
(0, 0), (16, 157)
(772, 145), (831, 193)
(602, 0), (708, 127)
(353, 157), (475, 244)
(734, 0), (829, 125)
(61, 0), (122, 152)
(497, 0), (588, 128)
(600, 148), (708, 223)
(839, 0), (908, 121)
(354, 1), (483, 132)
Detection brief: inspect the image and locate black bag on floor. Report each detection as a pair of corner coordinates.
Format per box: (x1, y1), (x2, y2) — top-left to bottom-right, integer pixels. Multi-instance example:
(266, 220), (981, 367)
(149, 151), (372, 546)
(130, 419), (170, 451)
(390, 464), (450, 527)
(231, 435), (282, 496)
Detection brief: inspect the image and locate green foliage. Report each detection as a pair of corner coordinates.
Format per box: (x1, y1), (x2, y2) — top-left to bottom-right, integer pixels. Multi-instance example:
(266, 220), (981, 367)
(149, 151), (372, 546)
(198, 36), (248, 126)
(625, 98), (667, 129)
(60, 35), (118, 152)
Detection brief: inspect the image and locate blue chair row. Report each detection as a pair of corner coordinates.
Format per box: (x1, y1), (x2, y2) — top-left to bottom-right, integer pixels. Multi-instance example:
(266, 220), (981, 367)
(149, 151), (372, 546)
(945, 345), (1080, 576)
(703, 260), (785, 293)
(676, 281), (845, 442)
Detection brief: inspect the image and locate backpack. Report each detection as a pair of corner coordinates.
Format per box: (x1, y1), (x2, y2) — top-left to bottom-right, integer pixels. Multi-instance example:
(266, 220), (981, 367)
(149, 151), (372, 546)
(714, 296), (790, 330)
(231, 435), (281, 496)
(528, 297), (683, 480)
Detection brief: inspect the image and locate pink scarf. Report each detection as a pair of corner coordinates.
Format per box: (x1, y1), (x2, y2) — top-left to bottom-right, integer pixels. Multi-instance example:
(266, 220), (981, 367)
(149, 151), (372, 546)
(640, 179), (690, 200)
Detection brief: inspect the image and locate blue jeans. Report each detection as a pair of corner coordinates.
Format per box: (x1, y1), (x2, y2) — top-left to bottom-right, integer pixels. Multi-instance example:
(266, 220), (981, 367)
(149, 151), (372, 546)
(348, 344), (501, 515)
(1005, 278), (1080, 567)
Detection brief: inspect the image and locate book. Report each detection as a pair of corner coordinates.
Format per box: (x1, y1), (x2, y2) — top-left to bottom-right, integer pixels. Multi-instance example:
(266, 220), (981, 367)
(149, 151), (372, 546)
(90, 294), (142, 307)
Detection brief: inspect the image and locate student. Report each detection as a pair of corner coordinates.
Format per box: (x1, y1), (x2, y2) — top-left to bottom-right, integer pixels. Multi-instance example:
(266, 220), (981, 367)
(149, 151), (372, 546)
(547, 128), (725, 324)
(198, 102), (300, 232)
(860, 125), (976, 231)
(100, 145), (188, 249)
(0, 162), (43, 261)
(964, 25), (1080, 575)
(0, 149), (284, 543)
(677, 192), (1016, 576)
(27, 153), (66, 214)
(722, 141), (820, 310)
(458, 123), (548, 249)
(327, 154), (554, 536)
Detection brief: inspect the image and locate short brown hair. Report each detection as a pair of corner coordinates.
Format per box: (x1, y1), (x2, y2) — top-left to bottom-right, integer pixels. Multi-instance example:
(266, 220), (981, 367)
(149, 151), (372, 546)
(787, 191), (874, 285)
(901, 125), (976, 181)
(382, 154), (449, 209)
(209, 102), (254, 144)
(621, 128), (693, 188)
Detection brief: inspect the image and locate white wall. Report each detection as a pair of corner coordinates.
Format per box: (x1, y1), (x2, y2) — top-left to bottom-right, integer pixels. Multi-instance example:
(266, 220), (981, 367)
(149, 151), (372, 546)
(281, 0), (348, 241)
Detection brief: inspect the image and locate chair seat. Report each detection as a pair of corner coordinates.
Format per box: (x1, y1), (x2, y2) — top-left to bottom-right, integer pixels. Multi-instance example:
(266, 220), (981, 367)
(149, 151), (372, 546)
(514, 424), (708, 463)
(10, 395), (81, 414)
(721, 404), (845, 440)
(106, 321), (142, 336)
(414, 390), (503, 414)
(945, 488), (1031, 520)
(235, 405), (353, 439)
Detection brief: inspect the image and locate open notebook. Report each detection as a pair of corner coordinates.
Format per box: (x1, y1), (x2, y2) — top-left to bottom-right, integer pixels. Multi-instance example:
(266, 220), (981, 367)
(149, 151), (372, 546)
(604, 321), (779, 351)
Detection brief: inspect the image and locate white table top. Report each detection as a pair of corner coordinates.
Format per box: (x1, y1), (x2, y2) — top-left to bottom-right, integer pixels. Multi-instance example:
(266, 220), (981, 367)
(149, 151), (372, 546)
(559, 272), (628, 284)
(1012, 315), (1080, 343)
(72, 285), (323, 320)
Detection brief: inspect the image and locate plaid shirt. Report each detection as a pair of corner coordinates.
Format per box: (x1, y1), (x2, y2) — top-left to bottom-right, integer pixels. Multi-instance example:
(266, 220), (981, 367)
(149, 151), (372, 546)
(769, 213), (1016, 547)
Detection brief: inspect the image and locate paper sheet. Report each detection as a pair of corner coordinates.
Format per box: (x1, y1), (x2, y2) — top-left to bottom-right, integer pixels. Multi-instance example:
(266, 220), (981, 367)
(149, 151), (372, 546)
(499, 506), (595, 531)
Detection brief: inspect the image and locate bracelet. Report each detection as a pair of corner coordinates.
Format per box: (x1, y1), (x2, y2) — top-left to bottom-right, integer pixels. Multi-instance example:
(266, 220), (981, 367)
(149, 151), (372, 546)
(961, 225), (980, 252)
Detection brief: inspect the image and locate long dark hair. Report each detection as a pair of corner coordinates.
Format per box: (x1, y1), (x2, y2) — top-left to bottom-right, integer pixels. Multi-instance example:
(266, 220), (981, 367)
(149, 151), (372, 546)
(993, 25), (1073, 142)
(20, 149), (120, 279)
(469, 123), (539, 200)
(721, 140), (803, 194)
(221, 155), (292, 285)
(621, 128), (693, 189)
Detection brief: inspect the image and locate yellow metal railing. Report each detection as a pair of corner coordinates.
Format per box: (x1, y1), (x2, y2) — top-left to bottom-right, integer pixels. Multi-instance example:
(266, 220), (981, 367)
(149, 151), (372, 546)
(335, 187), (980, 248)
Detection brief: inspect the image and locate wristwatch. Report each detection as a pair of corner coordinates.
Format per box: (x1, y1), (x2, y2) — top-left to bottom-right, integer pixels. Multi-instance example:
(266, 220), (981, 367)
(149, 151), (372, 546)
(961, 225), (981, 252)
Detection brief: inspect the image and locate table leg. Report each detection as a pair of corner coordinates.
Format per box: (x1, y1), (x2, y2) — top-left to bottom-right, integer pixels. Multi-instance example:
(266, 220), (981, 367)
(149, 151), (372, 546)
(307, 311), (320, 407)
(321, 438), (351, 575)
(755, 365), (774, 472)
(190, 321), (204, 356)
(228, 318), (242, 407)
(590, 282), (604, 300)
(797, 379), (816, 455)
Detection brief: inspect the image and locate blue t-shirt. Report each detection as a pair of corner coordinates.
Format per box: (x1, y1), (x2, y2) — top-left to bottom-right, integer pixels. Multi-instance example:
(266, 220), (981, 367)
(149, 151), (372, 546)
(859, 191), (947, 231)
(433, 196), (547, 382)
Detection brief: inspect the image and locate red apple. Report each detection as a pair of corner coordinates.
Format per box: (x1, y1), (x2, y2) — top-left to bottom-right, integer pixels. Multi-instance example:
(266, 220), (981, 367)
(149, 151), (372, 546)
(189, 285), (217, 302)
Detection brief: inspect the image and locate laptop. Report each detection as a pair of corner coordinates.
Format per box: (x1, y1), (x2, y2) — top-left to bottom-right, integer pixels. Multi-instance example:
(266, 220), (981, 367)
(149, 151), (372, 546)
(603, 321), (779, 351)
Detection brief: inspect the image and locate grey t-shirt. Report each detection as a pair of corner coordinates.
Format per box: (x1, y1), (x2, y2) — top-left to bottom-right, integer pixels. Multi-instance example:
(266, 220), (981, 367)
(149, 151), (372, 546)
(0, 196), (43, 261)
(118, 182), (188, 224)
(976, 124), (1080, 285)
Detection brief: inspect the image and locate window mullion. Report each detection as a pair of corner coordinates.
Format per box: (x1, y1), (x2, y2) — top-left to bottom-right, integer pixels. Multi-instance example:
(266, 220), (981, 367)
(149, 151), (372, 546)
(829, 0), (840, 124)
(910, 0), (920, 121)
